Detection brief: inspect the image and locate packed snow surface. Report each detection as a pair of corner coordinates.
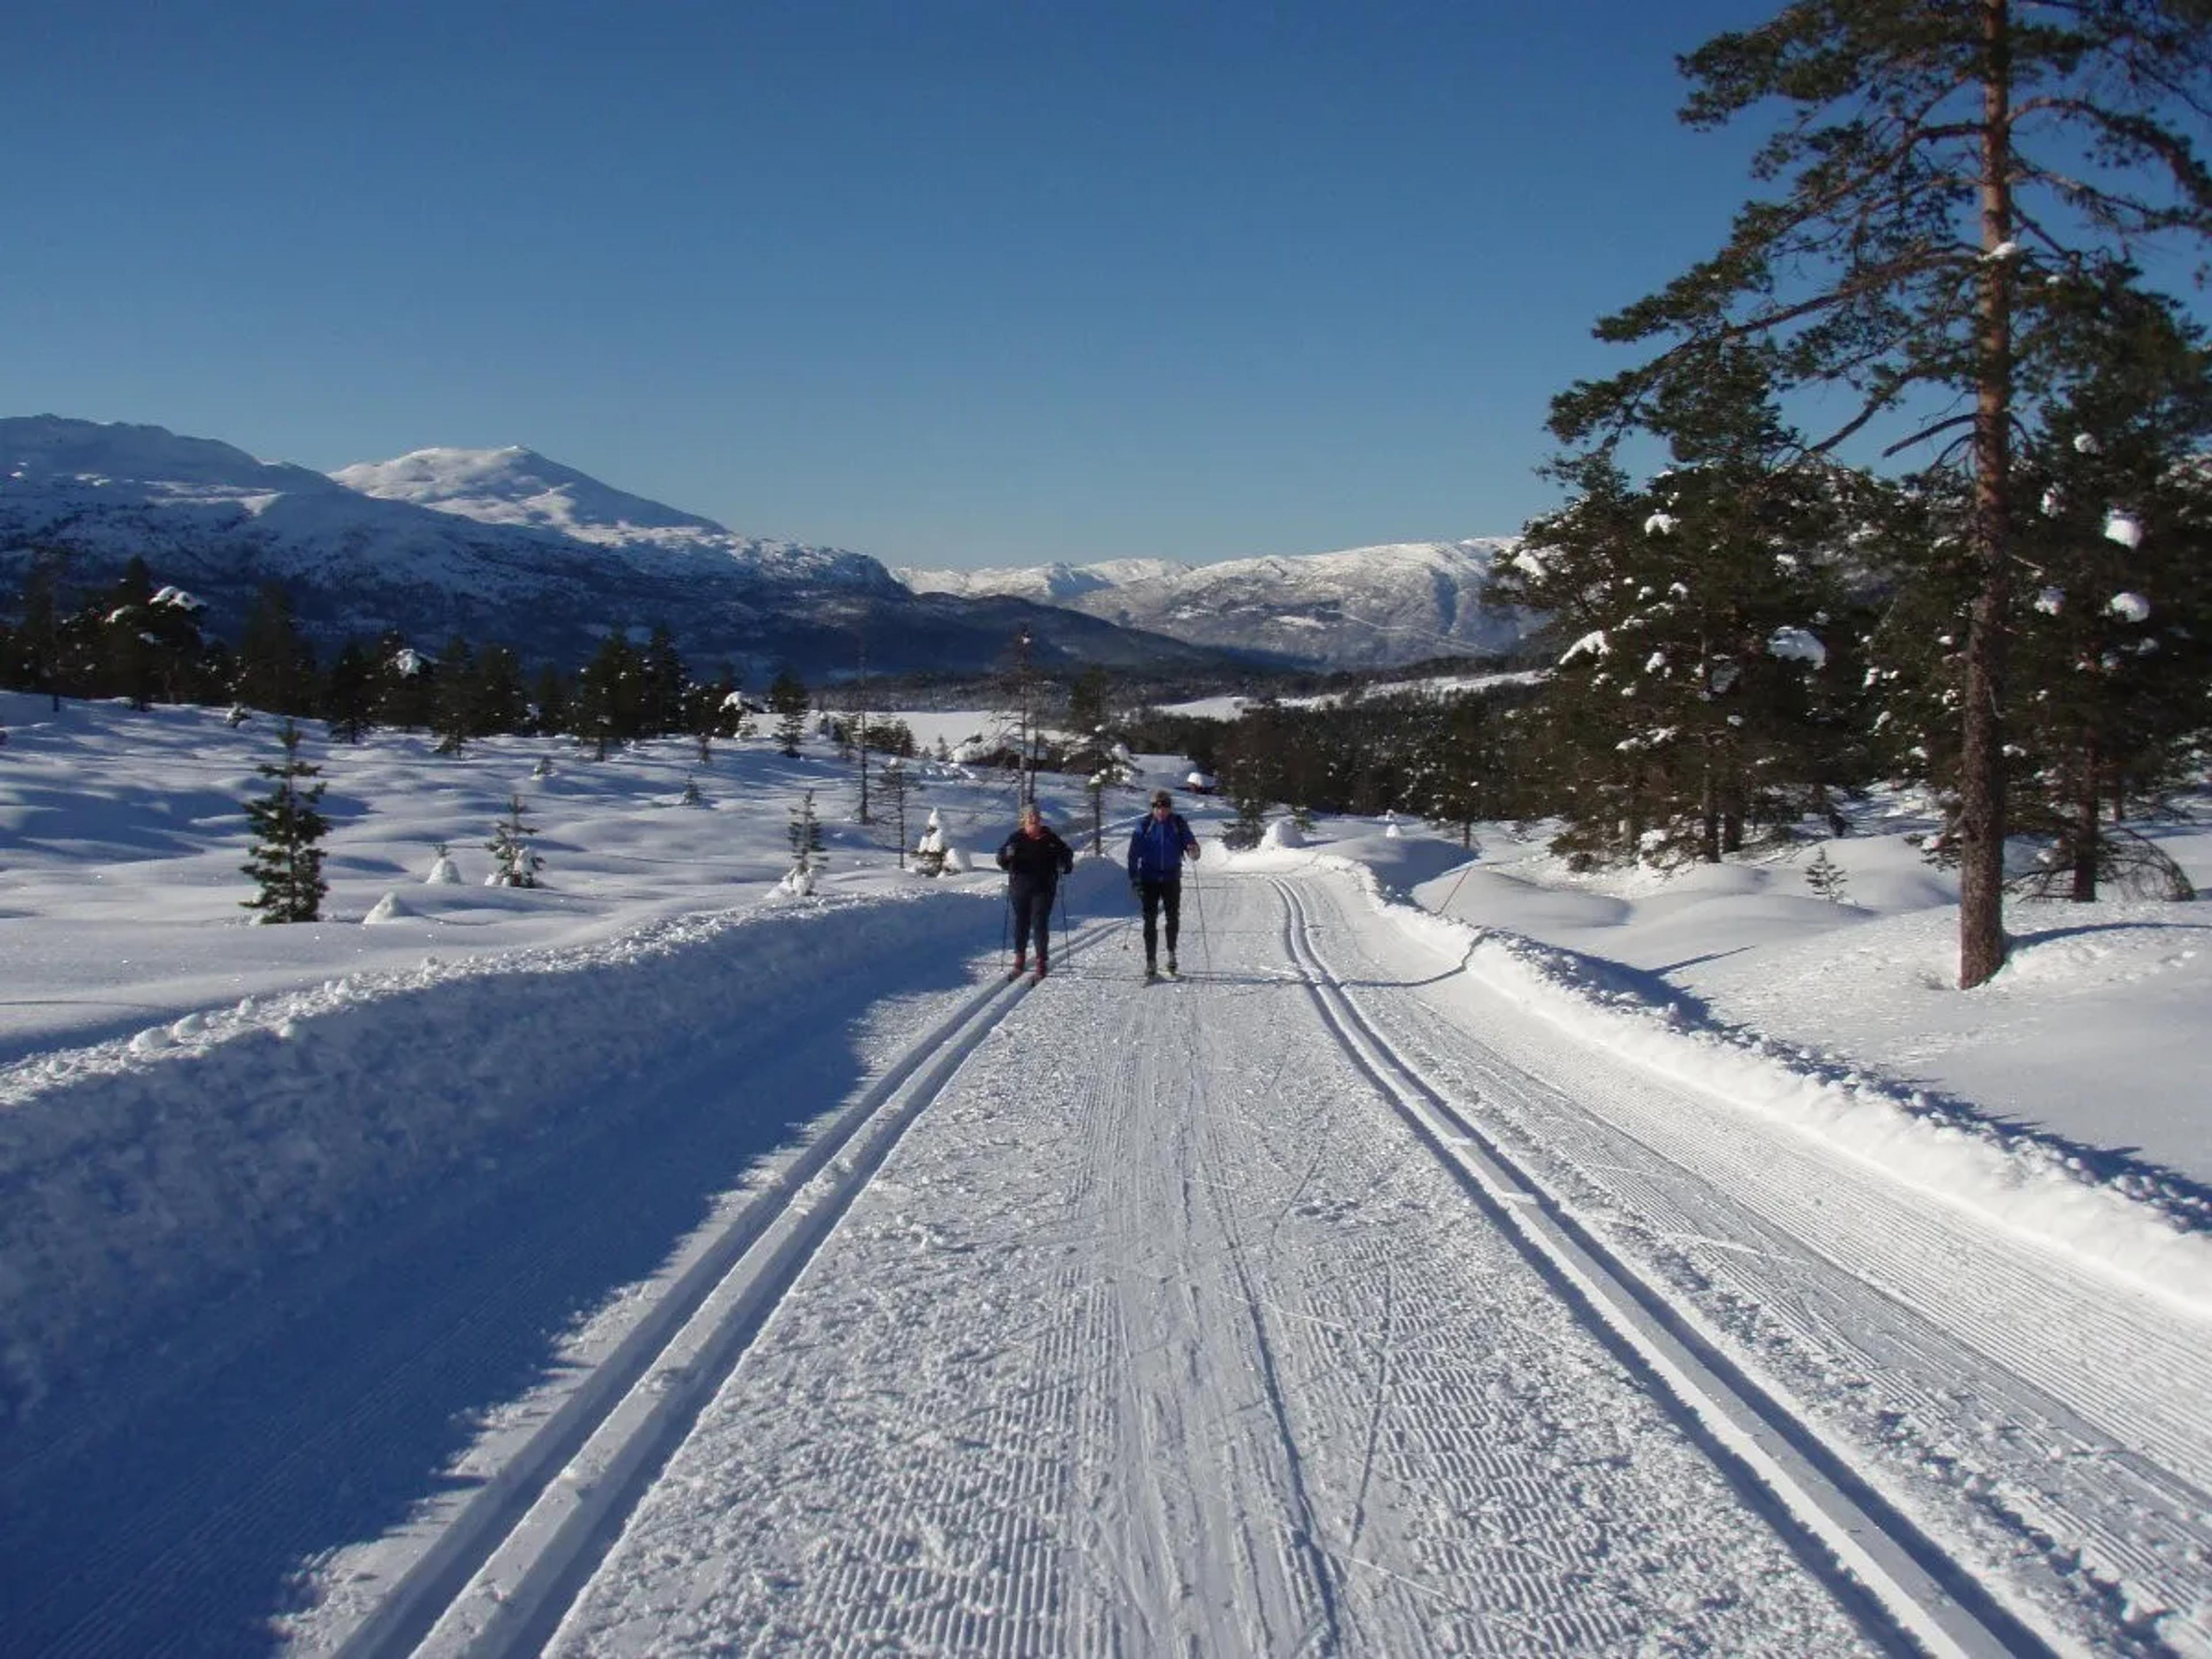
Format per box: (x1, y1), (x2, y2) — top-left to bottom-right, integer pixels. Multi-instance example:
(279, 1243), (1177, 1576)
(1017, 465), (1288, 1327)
(1, 690), (2208, 1654)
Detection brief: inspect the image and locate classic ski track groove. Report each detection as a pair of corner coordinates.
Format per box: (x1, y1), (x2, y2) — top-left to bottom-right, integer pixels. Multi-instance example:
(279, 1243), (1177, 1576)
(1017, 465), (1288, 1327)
(1268, 873), (2048, 1659)
(1282, 868), (2212, 1652)
(340, 918), (1123, 1659)
(540, 868), (1896, 1654)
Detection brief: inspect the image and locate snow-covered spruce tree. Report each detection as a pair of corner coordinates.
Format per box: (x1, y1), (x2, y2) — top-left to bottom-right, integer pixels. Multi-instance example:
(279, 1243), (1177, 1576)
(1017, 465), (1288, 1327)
(1215, 697), (1348, 823)
(1417, 690), (1517, 849)
(1073, 717), (1131, 857)
(486, 793), (545, 888)
(94, 558), (209, 710)
(1864, 283), (2212, 899)
(323, 639), (379, 743)
(370, 635), (438, 730)
(471, 644), (533, 737)
(637, 624), (688, 738)
(784, 787), (826, 893)
(570, 634), (641, 758)
(913, 806), (948, 877)
(684, 666), (741, 764)
(240, 718), (329, 923)
(530, 662), (570, 736)
(430, 635), (475, 756)
(1551, 0), (2212, 984)
(1804, 845), (1851, 903)
(2006, 286), (2212, 899)
(1219, 755), (1269, 851)
(234, 581), (319, 717)
(767, 666), (809, 758)
(1490, 442), (1868, 868)
(1, 551), (68, 710)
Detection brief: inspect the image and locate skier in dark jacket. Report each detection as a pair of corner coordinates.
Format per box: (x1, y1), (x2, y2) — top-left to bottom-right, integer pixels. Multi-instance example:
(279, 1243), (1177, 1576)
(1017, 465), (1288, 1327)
(996, 802), (1075, 981)
(1127, 787), (1200, 979)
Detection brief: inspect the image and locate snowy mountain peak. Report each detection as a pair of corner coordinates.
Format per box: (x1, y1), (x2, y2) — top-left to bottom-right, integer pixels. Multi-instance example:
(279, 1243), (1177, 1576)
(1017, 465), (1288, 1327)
(332, 445), (729, 544)
(330, 442), (896, 591)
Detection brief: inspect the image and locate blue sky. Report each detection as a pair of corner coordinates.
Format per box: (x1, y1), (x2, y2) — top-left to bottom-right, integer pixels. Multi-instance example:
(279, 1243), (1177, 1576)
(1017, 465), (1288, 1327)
(3, 1), (1778, 567)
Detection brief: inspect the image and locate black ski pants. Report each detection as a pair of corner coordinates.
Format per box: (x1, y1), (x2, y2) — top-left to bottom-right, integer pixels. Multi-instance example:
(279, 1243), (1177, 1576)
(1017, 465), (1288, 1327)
(1137, 877), (1181, 963)
(1010, 880), (1056, 964)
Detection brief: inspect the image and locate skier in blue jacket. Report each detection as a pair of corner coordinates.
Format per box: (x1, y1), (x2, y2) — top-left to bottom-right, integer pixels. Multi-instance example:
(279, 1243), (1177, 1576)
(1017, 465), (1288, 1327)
(1127, 787), (1200, 979)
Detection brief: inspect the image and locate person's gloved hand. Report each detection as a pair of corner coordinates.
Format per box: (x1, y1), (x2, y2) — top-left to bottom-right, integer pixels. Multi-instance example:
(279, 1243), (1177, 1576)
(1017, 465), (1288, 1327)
(1129, 881), (1142, 902)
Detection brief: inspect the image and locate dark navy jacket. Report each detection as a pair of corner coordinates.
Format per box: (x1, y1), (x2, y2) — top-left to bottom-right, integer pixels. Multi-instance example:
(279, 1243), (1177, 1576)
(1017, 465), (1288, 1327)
(1127, 812), (1199, 884)
(997, 825), (1074, 894)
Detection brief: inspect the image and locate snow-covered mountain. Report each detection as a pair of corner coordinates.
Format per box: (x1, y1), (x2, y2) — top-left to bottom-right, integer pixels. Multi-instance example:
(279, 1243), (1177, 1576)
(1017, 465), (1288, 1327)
(0, 417), (1227, 679)
(332, 446), (886, 588)
(894, 557), (1190, 606)
(899, 540), (1537, 669)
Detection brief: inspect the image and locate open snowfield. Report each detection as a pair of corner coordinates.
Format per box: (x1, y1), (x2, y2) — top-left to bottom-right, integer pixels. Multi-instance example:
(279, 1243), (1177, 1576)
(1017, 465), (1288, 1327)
(2, 688), (2209, 1656)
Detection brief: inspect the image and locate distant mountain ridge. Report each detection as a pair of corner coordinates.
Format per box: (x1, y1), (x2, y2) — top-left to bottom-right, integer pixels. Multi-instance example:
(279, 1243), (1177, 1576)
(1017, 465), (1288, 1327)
(895, 558), (1192, 605)
(0, 416), (1232, 680)
(899, 540), (1536, 669)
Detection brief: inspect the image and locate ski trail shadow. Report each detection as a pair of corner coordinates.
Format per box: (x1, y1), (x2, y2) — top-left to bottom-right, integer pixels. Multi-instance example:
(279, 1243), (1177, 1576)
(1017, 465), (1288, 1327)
(1433, 931), (2212, 1238)
(0, 927), (991, 1657)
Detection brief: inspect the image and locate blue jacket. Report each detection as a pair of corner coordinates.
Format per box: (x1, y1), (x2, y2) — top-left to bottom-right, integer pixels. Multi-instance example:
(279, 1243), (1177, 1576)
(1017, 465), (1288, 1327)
(1127, 812), (1198, 884)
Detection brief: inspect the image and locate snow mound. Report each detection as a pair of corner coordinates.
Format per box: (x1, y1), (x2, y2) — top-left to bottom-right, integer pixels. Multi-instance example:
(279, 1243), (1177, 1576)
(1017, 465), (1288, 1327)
(0, 889), (990, 1422)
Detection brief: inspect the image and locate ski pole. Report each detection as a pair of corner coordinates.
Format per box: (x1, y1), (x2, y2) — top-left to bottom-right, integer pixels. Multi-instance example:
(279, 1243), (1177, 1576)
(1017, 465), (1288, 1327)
(1189, 856), (1212, 980)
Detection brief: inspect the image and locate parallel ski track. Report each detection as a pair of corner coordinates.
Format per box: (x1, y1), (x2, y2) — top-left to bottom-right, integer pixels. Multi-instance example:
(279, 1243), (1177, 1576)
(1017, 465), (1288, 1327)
(339, 918), (1121, 1659)
(1269, 874), (2056, 1659)
(1282, 869), (2212, 1652)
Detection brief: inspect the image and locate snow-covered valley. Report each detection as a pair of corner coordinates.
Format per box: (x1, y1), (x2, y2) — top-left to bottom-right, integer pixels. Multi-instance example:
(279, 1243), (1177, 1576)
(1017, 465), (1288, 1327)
(2, 691), (2208, 1656)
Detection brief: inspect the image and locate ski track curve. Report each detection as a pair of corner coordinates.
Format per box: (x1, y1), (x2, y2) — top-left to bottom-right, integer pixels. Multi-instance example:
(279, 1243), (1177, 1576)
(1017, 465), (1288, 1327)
(536, 872), (1889, 1656)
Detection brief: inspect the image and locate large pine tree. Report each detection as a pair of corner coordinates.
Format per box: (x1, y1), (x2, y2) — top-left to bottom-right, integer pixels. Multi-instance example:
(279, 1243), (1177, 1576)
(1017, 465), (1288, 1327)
(1551, 0), (2212, 985)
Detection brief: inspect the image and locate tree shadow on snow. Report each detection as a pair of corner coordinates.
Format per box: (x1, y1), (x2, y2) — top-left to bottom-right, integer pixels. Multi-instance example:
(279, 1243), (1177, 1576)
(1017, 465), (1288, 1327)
(1480, 933), (2212, 1240)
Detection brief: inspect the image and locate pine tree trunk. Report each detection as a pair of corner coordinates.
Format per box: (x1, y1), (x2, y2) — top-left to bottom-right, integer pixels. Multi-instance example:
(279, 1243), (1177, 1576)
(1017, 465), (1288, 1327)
(2070, 736), (2100, 903)
(1958, 0), (2015, 990)
(1700, 753), (1721, 863)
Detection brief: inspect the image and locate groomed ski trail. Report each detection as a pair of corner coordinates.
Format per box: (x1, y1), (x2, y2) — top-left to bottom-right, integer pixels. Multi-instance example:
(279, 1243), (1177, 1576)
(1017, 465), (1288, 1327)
(1274, 866), (2212, 1656)
(18, 868), (2206, 1656)
(531, 871), (1908, 1656)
